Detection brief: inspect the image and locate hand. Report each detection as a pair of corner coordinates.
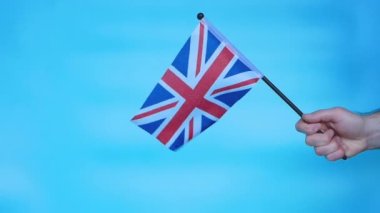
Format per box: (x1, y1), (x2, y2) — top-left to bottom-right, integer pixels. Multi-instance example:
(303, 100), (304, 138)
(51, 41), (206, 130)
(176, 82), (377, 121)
(296, 107), (368, 161)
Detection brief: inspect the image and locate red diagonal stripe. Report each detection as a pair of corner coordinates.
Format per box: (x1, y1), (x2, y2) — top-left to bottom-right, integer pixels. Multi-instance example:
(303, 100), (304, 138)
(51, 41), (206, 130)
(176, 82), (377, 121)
(198, 99), (226, 118)
(189, 118), (194, 140)
(196, 23), (204, 77)
(194, 48), (234, 95)
(157, 101), (194, 144)
(157, 47), (234, 144)
(211, 78), (259, 95)
(132, 102), (178, 121)
(162, 69), (193, 97)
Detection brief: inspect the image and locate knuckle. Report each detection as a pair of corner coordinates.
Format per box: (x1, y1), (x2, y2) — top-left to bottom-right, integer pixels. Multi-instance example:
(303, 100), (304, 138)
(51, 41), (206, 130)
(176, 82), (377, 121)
(328, 129), (335, 138)
(331, 142), (338, 150)
(322, 134), (331, 144)
(321, 130), (334, 144)
(306, 126), (315, 134)
(332, 107), (346, 115)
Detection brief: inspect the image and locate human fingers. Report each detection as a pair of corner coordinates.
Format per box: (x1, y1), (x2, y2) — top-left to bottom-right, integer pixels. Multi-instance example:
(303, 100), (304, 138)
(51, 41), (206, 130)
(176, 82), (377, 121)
(326, 149), (345, 161)
(305, 129), (335, 147)
(332, 135), (352, 159)
(302, 107), (347, 124)
(314, 141), (340, 156)
(295, 120), (322, 135)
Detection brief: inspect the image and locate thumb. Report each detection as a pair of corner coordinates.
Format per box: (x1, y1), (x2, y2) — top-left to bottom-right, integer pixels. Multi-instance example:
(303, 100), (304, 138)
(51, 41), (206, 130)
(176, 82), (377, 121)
(303, 108), (341, 124)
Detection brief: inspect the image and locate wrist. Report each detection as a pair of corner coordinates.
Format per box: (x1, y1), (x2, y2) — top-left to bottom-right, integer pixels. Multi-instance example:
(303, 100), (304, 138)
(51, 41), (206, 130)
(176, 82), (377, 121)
(364, 112), (380, 150)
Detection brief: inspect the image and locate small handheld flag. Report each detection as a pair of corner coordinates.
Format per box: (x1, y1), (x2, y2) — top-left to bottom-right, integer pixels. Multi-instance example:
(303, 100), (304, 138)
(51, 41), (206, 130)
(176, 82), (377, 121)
(131, 14), (262, 151)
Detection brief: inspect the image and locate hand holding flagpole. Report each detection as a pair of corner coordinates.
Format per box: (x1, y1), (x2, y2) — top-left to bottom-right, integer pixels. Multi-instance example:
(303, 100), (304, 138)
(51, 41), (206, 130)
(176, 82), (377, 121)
(261, 76), (347, 160)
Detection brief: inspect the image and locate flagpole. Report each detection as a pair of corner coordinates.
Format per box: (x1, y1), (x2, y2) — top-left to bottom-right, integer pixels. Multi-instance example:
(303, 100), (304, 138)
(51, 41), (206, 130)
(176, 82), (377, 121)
(196, 12), (347, 160)
(261, 76), (303, 117)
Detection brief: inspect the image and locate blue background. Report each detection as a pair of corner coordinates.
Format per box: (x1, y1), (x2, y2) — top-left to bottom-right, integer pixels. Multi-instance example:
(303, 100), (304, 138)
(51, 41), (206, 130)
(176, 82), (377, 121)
(1, 0), (380, 212)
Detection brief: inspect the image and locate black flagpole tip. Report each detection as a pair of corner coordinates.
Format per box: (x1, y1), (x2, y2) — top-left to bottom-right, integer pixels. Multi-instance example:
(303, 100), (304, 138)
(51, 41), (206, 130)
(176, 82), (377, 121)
(197, 12), (204, 20)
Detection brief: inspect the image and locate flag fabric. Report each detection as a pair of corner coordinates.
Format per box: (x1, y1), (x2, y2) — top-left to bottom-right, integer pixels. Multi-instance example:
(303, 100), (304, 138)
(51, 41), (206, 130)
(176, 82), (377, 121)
(131, 18), (263, 151)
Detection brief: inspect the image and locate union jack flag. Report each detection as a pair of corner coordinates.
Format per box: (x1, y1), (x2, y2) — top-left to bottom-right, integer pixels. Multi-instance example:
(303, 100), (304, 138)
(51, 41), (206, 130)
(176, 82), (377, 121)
(131, 18), (262, 151)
